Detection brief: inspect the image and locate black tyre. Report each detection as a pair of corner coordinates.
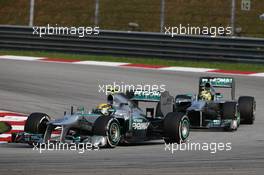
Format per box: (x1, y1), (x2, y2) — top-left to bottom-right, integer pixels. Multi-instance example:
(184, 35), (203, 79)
(222, 102), (237, 119)
(222, 102), (238, 131)
(163, 112), (190, 144)
(24, 113), (51, 134)
(238, 96), (256, 124)
(93, 117), (121, 148)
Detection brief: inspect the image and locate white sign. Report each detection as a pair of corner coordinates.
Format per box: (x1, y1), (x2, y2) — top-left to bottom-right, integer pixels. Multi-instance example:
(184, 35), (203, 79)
(241, 0), (251, 11)
(260, 13), (264, 21)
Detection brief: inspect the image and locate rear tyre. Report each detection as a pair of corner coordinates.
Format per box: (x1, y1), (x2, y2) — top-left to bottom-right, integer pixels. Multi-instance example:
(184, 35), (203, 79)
(24, 113), (51, 134)
(238, 96), (256, 124)
(163, 112), (190, 144)
(93, 117), (121, 148)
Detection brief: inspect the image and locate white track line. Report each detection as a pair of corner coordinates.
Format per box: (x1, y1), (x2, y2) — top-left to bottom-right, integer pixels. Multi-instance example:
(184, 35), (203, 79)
(249, 73), (264, 77)
(11, 125), (24, 130)
(0, 55), (264, 77)
(159, 66), (216, 72)
(0, 110), (26, 115)
(0, 116), (28, 122)
(0, 55), (43, 61)
(0, 134), (11, 138)
(74, 61), (128, 67)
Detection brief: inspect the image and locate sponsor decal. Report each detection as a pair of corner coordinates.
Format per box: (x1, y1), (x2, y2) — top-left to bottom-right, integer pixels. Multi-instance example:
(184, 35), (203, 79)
(134, 90), (161, 100)
(201, 78), (233, 87)
(132, 119), (150, 130)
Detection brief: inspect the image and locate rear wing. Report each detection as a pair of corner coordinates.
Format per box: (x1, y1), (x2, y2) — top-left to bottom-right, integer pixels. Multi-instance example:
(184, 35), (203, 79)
(199, 77), (235, 100)
(127, 90), (174, 117)
(127, 90), (161, 102)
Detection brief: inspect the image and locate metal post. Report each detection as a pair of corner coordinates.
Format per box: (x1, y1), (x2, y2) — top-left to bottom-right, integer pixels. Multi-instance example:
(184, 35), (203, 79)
(230, 0), (236, 36)
(160, 0), (165, 32)
(29, 0), (35, 26)
(94, 0), (100, 26)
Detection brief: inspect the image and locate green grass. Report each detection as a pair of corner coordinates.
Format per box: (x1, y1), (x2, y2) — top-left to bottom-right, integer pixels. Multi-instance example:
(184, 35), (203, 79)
(0, 122), (10, 134)
(1, 50), (264, 72)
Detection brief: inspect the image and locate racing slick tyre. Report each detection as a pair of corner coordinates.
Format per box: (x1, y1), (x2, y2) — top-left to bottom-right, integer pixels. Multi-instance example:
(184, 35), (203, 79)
(163, 112), (190, 144)
(93, 117), (121, 148)
(238, 96), (256, 124)
(223, 102), (238, 131)
(24, 113), (51, 134)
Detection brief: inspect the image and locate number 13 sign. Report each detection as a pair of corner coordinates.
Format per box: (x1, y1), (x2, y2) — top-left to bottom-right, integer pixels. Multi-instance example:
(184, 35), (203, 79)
(241, 0), (251, 11)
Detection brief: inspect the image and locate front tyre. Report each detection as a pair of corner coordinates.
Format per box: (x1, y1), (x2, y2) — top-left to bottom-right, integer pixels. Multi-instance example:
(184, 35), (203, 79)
(24, 113), (51, 134)
(238, 96), (256, 124)
(222, 102), (238, 131)
(93, 117), (121, 148)
(107, 120), (121, 147)
(164, 112), (190, 144)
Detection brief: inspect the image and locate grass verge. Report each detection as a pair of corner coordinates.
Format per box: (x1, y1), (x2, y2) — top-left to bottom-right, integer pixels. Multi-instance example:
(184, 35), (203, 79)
(0, 50), (264, 72)
(0, 122), (10, 134)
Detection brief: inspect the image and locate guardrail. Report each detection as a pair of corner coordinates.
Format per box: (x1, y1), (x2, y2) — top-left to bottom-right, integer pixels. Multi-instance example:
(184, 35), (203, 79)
(0, 25), (264, 63)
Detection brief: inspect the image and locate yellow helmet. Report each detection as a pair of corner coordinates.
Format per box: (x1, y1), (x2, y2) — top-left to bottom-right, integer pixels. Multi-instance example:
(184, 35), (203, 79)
(96, 103), (112, 116)
(200, 90), (212, 101)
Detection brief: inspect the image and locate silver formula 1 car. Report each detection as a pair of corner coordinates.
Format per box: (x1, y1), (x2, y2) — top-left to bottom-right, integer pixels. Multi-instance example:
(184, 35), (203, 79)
(12, 90), (190, 147)
(174, 77), (256, 131)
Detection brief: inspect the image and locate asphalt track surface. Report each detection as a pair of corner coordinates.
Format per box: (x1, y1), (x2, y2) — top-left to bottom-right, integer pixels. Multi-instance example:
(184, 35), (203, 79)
(0, 59), (263, 175)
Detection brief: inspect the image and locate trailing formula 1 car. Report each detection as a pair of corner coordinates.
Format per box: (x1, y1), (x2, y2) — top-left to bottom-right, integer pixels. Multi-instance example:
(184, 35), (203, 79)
(174, 77), (256, 131)
(12, 90), (190, 147)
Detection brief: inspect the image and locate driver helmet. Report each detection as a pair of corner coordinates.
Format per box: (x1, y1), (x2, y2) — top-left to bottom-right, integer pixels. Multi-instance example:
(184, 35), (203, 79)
(200, 82), (213, 101)
(96, 103), (112, 116)
(204, 82), (211, 91)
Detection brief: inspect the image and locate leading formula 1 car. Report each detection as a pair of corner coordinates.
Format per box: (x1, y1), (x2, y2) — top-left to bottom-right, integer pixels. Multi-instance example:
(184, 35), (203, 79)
(174, 77), (256, 131)
(12, 90), (190, 147)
